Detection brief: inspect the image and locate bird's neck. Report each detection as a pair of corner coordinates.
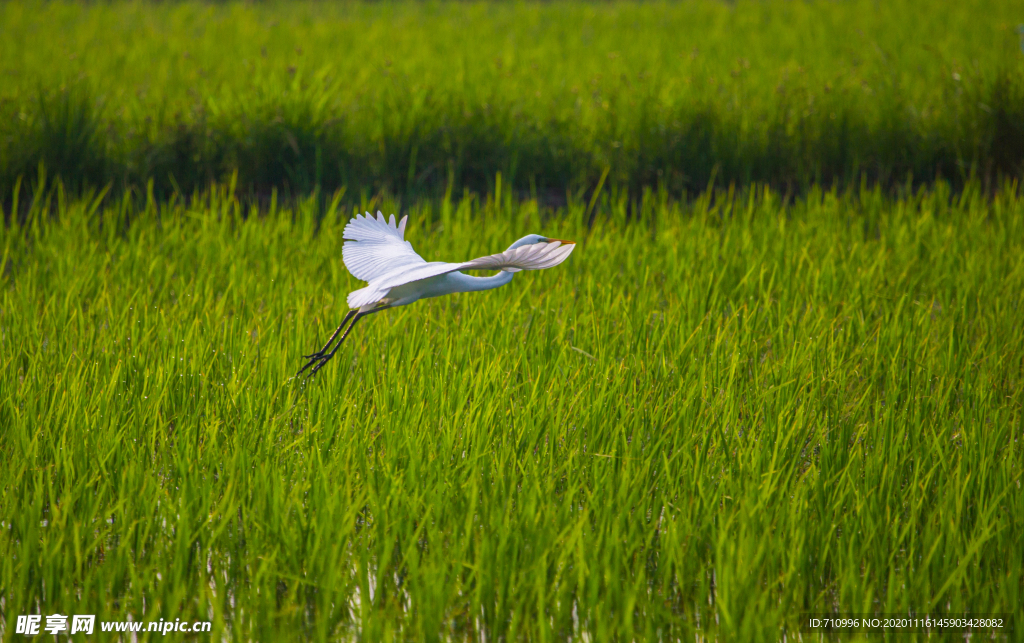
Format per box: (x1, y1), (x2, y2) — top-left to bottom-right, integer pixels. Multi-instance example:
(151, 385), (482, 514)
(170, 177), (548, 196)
(448, 270), (514, 293)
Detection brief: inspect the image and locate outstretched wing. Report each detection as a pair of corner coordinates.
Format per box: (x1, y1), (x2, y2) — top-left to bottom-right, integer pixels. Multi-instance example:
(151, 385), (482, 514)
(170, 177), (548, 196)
(379, 240), (575, 290)
(460, 241), (576, 274)
(347, 240), (575, 308)
(342, 211), (426, 282)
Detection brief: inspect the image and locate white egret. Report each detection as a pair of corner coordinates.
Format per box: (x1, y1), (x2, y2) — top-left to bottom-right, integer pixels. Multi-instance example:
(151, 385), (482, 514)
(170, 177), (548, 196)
(299, 211), (576, 376)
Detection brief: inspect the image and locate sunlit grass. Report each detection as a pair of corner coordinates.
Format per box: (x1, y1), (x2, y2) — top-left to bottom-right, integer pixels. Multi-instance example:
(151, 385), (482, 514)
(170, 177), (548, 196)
(1, 182), (1022, 640)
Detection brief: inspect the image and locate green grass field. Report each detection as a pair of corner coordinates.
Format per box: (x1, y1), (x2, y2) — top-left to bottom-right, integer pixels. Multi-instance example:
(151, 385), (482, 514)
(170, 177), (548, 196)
(2, 181), (1022, 640)
(3, 0), (1024, 640)
(1, 0), (1023, 198)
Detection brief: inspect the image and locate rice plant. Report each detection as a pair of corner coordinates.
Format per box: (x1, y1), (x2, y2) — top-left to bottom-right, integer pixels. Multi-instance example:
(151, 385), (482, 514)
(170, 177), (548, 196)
(1, 181), (1021, 640)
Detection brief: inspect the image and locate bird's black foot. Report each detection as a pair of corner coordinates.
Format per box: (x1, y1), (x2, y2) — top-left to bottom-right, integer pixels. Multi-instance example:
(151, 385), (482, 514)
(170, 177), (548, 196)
(297, 310), (358, 378)
(297, 353), (325, 377)
(297, 351), (337, 378)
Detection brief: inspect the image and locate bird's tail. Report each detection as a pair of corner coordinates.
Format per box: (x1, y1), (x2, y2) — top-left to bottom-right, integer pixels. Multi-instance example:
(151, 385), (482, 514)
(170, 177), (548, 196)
(347, 285), (387, 310)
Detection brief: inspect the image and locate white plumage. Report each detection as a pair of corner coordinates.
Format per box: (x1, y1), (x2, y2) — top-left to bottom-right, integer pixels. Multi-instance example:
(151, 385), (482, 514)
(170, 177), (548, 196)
(341, 212), (422, 283)
(299, 211), (576, 376)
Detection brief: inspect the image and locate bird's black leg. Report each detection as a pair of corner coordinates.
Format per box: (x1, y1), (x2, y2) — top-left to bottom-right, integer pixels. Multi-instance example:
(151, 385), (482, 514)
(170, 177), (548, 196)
(304, 310), (356, 359)
(304, 305), (390, 378)
(297, 310), (356, 376)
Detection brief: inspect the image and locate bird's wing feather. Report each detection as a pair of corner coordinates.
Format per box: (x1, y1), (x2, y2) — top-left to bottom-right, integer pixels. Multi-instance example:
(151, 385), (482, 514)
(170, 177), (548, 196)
(346, 240), (574, 309)
(342, 211), (425, 282)
(374, 241), (575, 292)
(459, 241), (576, 274)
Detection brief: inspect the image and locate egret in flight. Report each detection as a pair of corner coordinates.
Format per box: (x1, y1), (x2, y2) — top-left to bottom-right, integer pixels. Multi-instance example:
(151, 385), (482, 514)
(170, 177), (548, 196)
(298, 211), (576, 376)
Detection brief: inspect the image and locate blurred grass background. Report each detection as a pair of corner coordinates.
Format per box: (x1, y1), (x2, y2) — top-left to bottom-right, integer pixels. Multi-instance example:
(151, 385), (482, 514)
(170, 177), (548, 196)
(1, 0), (1023, 203)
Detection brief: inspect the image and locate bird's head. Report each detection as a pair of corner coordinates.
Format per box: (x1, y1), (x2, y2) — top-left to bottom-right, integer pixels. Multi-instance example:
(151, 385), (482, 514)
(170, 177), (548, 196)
(507, 234), (576, 250)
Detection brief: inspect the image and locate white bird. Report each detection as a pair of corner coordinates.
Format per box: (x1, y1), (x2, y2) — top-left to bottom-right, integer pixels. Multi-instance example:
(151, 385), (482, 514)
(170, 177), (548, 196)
(299, 211), (576, 376)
